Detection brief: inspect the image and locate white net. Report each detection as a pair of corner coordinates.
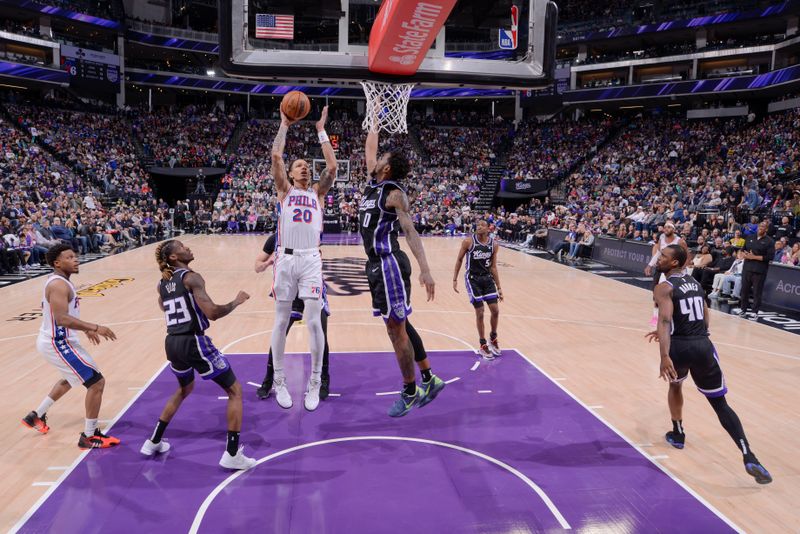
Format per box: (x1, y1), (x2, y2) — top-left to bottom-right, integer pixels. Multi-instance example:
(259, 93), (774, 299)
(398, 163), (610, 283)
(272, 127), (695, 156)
(361, 81), (415, 134)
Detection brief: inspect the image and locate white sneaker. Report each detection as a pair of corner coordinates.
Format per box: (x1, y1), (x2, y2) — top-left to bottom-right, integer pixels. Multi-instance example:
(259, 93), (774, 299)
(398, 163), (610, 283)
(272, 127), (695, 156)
(488, 338), (501, 357)
(140, 439), (170, 456)
(274, 376), (292, 409)
(304, 378), (321, 412)
(219, 446), (256, 470)
(478, 344), (495, 360)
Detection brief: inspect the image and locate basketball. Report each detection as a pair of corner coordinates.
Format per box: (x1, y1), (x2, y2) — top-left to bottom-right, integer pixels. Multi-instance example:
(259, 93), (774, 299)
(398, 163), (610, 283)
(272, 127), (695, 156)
(280, 90), (311, 121)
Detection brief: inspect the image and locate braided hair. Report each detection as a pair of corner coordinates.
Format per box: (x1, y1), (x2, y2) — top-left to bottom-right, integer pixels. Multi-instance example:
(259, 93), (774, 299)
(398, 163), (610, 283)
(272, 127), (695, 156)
(155, 240), (178, 280)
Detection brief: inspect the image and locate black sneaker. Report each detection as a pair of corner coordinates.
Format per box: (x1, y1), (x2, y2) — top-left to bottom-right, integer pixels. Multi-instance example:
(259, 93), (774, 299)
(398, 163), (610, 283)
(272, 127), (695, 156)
(665, 431), (685, 449)
(21, 411), (49, 434)
(256, 379), (273, 400)
(744, 458), (772, 484)
(320, 374), (330, 401)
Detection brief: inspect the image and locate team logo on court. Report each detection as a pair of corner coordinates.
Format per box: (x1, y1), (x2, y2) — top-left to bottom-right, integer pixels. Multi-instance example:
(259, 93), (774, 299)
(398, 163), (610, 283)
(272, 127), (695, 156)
(76, 278), (134, 298)
(322, 257), (371, 296)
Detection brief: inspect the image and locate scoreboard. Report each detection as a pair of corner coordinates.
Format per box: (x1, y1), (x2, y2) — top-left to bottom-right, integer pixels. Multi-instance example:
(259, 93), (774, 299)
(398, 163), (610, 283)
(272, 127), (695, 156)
(60, 45), (120, 94)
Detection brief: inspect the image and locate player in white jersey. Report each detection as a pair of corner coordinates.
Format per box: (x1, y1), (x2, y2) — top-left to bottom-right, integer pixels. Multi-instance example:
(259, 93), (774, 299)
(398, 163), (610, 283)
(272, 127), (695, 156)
(644, 222), (689, 323)
(21, 244), (119, 449)
(268, 105), (336, 411)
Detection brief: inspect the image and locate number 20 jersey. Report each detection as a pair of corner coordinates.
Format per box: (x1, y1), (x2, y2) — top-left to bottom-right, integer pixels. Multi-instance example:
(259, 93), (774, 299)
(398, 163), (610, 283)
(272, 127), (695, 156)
(276, 186), (323, 250)
(159, 268), (209, 335)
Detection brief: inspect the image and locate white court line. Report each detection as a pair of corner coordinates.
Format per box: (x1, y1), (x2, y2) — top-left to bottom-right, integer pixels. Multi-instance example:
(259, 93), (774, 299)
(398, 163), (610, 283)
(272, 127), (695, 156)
(651, 455), (670, 460)
(478, 390), (492, 394)
(587, 405), (604, 409)
(246, 382), (261, 388)
(509, 348), (743, 534)
(445, 377), (461, 384)
(188, 436), (572, 533)
(635, 443), (654, 448)
(375, 391), (400, 396)
(11, 361), (170, 534)
(327, 393), (341, 397)
(470, 361), (480, 371)
(218, 396), (229, 400)
(31, 482), (54, 487)
(46, 466), (69, 471)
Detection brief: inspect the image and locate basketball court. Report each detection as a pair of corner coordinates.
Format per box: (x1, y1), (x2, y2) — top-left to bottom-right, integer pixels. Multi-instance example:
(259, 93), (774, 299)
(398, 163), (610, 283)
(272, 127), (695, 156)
(2, 0), (798, 532)
(2, 235), (798, 532)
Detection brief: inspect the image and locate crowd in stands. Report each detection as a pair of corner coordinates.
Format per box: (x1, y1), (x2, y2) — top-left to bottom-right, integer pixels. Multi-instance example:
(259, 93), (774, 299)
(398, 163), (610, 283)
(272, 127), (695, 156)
(2, 91), (800, 288)
(132, 105), (239, 168)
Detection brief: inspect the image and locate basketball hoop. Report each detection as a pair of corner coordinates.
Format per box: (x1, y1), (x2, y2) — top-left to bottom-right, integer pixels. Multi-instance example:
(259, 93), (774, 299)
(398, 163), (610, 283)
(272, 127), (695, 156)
(361, 81), (415, 134)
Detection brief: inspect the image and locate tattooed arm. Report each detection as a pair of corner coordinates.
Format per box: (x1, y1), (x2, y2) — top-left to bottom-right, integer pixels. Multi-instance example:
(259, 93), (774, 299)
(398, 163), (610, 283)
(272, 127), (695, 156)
(271, 112), (294, 199)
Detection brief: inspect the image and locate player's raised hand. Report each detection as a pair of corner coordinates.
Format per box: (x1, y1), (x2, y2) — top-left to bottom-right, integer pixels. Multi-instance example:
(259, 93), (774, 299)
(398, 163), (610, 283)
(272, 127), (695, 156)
(316, 105), (329, 132)
(280, 110), (298, 127)
(234, 291), (250, 306)
(420, 271), (435, 301)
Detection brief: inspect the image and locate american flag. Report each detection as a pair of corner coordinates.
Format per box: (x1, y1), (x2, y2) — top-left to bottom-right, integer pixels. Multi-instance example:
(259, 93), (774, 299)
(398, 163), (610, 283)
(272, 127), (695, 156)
(255, 13), (294, 40)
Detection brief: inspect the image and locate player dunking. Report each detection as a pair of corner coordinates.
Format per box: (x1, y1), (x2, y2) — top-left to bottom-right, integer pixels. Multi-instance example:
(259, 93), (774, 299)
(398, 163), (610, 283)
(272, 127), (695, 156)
(21, 244), (120, 449)
(255, 233), (331, 400)
(360, 127), (446, 417)
(646, 244), (771, 484)
(140, 240), (255, 470)
(453, 219), (503, 359)
(268, 106), (336, 411)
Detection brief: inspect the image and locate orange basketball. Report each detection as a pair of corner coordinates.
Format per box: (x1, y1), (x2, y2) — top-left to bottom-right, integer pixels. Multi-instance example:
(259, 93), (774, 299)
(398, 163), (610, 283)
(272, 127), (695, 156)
(280, 90), (311, 121)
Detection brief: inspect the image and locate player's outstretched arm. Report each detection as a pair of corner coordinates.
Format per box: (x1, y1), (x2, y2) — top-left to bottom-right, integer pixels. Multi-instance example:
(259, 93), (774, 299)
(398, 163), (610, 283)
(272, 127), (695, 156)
(315, 106), (337, 198)
(452, 238), (471, 293)
(184, 272), (249, 320)
(490, 242), (504, 301)
(653, 283), (677, 381)
(366, 129), (378, 176)
(272, 112), (294, 198)
(254, 252), (274, 273)
(386, 189), (434, 301)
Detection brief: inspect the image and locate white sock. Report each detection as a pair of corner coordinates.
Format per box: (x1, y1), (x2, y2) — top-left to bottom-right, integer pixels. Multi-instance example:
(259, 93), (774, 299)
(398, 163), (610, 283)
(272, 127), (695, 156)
(36, 397), (55, 417)
(303, 298), (325, 381)
(84, 418), (98, 436)
(270, 300), (294, 379)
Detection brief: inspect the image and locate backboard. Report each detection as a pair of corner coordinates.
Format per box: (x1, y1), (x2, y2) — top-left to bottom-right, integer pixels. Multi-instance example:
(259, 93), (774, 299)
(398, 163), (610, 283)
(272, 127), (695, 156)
(218, 0), (558, 90)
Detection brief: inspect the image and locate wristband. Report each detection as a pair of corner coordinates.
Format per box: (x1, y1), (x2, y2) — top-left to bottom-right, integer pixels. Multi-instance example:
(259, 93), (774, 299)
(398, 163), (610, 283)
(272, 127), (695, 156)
(318, 130), (330, 144)
(648, 250), (661, 267)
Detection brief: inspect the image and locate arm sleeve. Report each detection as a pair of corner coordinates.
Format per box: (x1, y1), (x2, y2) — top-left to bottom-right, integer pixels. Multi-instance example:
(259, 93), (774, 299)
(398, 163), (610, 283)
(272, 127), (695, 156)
(263, 234), (276, 254)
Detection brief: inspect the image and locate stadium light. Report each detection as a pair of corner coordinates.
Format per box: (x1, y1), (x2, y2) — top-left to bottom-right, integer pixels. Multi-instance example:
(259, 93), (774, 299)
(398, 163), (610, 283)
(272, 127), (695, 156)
(206, 69), (216, 77)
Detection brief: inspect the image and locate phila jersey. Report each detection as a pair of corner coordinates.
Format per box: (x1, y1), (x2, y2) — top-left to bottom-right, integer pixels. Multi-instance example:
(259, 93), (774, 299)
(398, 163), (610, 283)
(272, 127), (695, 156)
(664, 273), (709, 337)
(359, 179), (404, 259)
(158, 268), (209, 335)
(467, 235), (494, 278)
(39, 274), (80, 343)
(277, 187), (323, 250)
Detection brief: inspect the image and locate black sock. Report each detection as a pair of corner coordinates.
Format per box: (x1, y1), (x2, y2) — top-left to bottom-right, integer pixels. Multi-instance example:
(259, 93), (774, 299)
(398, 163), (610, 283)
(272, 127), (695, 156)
(707, 396), (752, 458)
(151, 419), (168, 444)
(421, 369), (433, 382)
(226, 430), (240, 456)
(403, 382), (416, 396)
(490, 332), (497, 341)
(479, 338), (487, 346)
(406, 321), (428, 363)
(672, 420), (684, 434)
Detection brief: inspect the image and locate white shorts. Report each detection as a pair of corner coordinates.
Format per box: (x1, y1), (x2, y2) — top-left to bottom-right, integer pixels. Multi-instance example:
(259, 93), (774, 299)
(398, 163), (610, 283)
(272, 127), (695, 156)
(36, 336), (100, 387)
(272, 249), (323, 302)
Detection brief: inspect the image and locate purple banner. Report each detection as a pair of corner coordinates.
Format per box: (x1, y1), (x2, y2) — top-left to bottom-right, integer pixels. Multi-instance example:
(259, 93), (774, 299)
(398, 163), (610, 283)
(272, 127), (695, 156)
(559, 0), (799, 43)
(0, 0), (121, 29)
(0, 61), (69, 84)
(566, 64), (800, 103)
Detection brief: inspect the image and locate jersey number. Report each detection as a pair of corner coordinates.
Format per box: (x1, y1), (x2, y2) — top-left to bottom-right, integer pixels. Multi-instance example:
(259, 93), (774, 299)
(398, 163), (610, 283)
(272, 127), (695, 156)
(164, 296), (191, 326)
(679, 296), (705, 322)
(362, 212), (371, 227)
(292, 208), (313, 223)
